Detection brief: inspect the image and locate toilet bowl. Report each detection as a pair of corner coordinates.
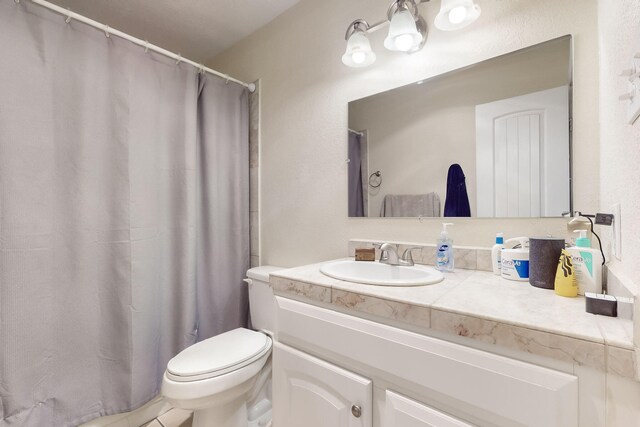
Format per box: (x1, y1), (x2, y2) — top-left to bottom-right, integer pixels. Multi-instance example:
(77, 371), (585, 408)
(161, 266), (281, 427)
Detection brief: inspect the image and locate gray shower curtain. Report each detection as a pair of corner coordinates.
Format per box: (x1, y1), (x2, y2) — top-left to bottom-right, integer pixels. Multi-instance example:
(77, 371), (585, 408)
(348, 133), (364, 217)
(0, 2), (249, 426)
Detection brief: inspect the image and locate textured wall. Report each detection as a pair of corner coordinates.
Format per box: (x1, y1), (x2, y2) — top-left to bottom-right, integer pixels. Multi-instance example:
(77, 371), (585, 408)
(597, 0), (640, 298)
(597, 1), (640, 383)
(211, 0), (600, 268)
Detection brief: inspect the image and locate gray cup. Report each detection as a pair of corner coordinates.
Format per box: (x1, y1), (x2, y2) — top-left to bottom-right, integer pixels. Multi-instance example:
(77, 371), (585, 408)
(529, 238), (565, 289)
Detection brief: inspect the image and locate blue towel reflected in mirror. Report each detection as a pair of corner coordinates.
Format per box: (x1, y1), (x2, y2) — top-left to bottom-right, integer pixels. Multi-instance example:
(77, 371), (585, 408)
(444, 164), (471, 217)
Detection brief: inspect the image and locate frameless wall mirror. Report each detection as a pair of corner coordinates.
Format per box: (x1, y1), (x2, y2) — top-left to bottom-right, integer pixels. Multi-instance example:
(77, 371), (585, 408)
(348, 35), (572, 218)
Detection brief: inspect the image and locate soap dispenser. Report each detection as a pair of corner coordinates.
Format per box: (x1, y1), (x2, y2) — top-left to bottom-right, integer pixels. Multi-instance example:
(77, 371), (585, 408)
(436, 223), (454, 272)
(567, 230), (603, 295)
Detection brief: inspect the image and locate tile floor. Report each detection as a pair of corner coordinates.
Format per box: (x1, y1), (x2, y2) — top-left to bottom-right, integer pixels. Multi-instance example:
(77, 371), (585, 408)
(142, 408), (192, 427)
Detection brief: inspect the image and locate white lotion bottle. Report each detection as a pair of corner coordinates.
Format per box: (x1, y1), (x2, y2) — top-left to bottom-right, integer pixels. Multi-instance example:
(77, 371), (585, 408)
(436, 223), (454, 272)
(568, 230), (603, 295)
(491, 233), (504, 275)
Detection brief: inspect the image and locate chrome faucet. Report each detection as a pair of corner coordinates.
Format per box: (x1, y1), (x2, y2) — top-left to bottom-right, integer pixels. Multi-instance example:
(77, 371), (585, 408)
(379, 243), (400, 265)
(375, 243), (420, 266)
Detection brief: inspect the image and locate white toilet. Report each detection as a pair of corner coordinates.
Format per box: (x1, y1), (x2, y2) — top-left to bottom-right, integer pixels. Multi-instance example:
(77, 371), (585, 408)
(162, 266), (281, 427)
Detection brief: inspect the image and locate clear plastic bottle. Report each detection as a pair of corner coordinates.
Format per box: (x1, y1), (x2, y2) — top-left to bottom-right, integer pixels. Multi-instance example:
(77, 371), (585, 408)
(491, 232), (504, 275)
(436, 223), (454, 272)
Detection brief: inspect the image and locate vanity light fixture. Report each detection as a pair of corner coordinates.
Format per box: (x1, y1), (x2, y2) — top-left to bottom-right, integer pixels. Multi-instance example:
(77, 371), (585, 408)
(384, 1), (427, 52)
(434, 0), (481, 31)
(342, 0), (480, 67)
(342, 20), (377, 67)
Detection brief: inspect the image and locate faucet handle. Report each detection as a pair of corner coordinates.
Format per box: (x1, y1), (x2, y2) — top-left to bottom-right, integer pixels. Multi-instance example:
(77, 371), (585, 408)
(401, 247), (421, 265)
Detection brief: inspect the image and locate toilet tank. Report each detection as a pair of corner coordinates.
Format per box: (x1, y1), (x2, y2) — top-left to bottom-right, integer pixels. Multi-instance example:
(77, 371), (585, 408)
(246, 266), (282, 335)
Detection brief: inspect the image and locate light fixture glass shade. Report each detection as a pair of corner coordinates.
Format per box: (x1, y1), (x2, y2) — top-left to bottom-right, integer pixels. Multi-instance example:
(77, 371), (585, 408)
(384, 9), (423, 52)
(342, 31), (376, 67)
(434, 0), (481, 31)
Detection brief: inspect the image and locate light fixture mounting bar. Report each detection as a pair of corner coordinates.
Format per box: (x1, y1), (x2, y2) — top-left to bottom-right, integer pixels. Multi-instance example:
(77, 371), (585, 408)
(387, 0), (429, 21)
(365, 19), (391, 35)
(344, 19), (370, 40)
(346, 0), (431, 39)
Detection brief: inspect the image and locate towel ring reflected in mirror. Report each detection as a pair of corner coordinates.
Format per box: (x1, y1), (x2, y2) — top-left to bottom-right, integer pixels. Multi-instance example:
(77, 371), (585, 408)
(368, 171), (382, 188)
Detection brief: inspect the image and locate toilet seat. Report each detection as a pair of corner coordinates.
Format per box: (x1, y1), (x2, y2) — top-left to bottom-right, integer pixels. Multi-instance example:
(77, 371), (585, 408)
(167, 328), (272, 382)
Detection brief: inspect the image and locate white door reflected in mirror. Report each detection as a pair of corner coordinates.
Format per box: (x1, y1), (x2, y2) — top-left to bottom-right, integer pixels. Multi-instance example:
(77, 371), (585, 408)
(475, 86), (570, 217)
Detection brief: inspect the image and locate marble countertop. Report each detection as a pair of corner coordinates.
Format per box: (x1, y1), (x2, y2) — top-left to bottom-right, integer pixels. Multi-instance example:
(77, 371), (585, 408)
(270, 259), (638, 380)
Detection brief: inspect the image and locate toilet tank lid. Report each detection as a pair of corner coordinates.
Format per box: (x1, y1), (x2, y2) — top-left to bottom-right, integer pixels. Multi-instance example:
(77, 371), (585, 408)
(247, 266), (284, 283)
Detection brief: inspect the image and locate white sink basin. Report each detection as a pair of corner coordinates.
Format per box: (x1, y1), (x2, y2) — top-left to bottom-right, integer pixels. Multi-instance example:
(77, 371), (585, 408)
(320, 259), (444, 286)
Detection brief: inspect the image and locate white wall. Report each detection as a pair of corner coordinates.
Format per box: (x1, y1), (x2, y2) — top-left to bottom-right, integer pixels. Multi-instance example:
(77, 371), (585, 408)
(597, 0), (640, 299)
(210, 0), (600, 268)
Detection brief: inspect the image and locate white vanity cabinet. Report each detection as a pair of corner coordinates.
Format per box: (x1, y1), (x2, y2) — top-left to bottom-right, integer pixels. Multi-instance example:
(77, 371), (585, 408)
(385, 391), (475, 427)
(273, 296), (579, 427)
(273, 342), (373, 427)
(273, 339), (474, 427)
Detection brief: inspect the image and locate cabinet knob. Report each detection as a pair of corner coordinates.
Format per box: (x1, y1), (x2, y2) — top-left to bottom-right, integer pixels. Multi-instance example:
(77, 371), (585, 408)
(351, 404), (362, 418)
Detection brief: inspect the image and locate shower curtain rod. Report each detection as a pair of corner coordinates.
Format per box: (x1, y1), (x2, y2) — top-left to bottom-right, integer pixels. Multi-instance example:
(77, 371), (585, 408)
(17, 0), (256, 92)
(348, 128), (364, 136)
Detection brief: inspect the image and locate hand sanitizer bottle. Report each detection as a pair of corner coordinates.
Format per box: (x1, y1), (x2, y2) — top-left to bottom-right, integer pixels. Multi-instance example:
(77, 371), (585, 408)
(436, 223), (454, 272)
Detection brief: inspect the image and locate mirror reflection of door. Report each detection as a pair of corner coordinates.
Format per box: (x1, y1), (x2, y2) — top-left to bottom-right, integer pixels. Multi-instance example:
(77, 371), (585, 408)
(475, 86), (570, 217)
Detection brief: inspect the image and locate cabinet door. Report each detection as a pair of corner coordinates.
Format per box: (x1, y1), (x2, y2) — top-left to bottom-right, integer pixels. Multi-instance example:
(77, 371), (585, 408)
(385, 391), (474, 427)
(273, 342), (372, 427)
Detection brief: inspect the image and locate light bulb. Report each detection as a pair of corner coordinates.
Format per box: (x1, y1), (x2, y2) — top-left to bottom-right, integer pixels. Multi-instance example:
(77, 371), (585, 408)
(448, 6), (467, 24)
(342, 30), (376, 67)
(384, 8), (422, 52)
(394, 34), (415, 51)
(434, 0), (481, 31)
(351, 52), (366, 64)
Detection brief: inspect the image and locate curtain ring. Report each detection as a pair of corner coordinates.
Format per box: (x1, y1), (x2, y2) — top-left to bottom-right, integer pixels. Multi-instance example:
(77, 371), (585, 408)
(14, 0), (19, 4)
(199, 65), (206, 75)
(144, 41), (149, 53)
(104, 25), (110, 38)
(176, 54), (182, 65)
(65, 14), (72, 24)
(225, 74), (230, 84)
